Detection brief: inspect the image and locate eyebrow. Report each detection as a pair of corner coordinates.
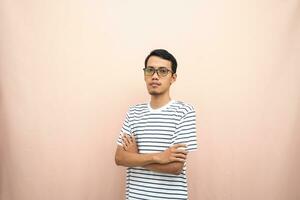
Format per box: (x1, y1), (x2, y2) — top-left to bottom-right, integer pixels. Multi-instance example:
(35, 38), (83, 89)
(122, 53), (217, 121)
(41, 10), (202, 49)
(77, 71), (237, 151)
(147, 66), (169, 69)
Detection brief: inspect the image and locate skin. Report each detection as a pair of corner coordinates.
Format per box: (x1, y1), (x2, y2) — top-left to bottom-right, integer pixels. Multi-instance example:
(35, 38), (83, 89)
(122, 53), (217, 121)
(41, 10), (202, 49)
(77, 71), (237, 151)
(144, 55), (177, 108)
(115, 55), (187, 175)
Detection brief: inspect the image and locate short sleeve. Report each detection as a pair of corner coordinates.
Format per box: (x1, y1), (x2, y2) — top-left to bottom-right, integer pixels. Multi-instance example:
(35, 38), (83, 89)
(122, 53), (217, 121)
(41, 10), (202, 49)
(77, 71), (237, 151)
(173, 107), (198, 152)
(116, 108), (133, 146)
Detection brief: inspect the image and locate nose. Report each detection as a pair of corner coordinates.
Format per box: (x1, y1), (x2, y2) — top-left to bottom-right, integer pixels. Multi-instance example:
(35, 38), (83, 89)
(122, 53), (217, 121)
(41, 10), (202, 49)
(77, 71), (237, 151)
(151, 70), (159, 80)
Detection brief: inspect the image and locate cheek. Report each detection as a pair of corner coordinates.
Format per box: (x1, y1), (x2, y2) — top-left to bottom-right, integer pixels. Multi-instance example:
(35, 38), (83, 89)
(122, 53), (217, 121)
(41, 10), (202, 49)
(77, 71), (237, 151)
(166, 77), (173, 84)
(144, 77), (150, 83)
(161, 80), (171, 88)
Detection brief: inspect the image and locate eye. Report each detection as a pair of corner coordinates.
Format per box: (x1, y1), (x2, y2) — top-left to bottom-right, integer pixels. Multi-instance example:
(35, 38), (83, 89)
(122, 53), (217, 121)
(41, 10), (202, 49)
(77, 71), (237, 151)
(159, 68), (168, 74)
(146, 67), (154, 73)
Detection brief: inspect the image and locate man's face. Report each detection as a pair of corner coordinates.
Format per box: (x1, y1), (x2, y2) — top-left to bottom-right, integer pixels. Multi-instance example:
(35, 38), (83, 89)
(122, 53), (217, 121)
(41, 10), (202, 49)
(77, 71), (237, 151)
(144, 56), (177, 96)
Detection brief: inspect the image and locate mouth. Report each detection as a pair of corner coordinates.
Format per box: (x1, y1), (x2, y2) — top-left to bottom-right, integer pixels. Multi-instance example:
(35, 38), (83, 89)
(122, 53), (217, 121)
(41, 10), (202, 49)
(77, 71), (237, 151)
(150, 82), (161, 88)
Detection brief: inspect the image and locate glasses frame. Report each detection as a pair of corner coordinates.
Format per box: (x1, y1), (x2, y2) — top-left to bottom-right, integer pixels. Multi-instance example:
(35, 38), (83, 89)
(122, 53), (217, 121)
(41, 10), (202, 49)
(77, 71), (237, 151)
(143, 66), (174, 77)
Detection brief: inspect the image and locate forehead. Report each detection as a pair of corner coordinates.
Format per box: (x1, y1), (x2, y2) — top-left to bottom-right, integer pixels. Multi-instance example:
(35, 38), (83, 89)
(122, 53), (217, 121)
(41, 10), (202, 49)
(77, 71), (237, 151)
(147, 56), (172, 69)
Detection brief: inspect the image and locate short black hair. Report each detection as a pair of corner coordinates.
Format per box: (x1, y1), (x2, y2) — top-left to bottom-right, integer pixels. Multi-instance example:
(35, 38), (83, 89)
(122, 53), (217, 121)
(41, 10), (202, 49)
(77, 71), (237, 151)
(144, 49), (177, 73)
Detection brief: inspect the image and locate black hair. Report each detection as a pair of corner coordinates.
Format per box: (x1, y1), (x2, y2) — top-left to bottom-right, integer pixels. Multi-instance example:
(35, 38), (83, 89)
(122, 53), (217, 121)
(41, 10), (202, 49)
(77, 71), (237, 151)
(144, 49), (177, 73)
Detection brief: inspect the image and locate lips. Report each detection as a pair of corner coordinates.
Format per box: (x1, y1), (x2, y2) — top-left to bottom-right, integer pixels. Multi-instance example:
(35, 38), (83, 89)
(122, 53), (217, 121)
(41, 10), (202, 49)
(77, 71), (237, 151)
(150, 82), (161, 87)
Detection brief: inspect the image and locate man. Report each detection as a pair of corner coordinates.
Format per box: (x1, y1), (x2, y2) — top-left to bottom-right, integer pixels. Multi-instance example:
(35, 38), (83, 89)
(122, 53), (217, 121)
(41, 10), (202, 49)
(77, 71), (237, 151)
(115, 49), (198, 200)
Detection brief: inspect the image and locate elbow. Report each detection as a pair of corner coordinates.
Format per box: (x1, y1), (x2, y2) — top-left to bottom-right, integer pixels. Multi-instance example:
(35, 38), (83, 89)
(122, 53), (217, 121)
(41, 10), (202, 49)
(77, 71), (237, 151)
(171, 163), (184, 175)
(173, 168), (183, 175)
(115, 154), (122, 166)
(115, 146), (125, 166)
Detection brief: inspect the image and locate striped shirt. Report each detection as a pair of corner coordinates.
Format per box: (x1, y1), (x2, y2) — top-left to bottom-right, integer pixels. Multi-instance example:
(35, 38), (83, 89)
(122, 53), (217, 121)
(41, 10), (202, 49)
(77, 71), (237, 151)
(117, 99), (198, 200)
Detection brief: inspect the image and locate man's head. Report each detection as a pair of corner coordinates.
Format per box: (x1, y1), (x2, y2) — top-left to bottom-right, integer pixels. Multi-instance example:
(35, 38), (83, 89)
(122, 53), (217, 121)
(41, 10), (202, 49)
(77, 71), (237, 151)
(143, 49), (177, 96)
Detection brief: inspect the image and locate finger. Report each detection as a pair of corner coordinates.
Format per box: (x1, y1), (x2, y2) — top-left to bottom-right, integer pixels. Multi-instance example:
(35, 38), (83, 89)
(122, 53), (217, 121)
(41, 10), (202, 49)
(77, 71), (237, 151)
(176, 158), (185, 163)
(125, 134), (132, 144)
(170, 157), (185, 163)
(131, 134), (136, 143)
(172, 143), (187, 149)
(123, 134), (129, 144)
(122, 136), (129, 147)
(122, 140), (127, 149)
(172, 153), (187, 159)
(122, 143), (127, 150)
(174, 149), (188, 154)
(170, 147), (187, 154)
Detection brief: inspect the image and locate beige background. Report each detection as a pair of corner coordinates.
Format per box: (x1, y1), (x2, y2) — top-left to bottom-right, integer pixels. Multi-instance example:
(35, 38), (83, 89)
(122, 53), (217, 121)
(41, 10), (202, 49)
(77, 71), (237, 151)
(1, 0), (300, 200)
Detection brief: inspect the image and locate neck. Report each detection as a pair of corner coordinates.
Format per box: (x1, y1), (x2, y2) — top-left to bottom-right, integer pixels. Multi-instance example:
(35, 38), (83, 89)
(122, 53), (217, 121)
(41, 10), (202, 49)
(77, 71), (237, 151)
(150, 92), (172, 109)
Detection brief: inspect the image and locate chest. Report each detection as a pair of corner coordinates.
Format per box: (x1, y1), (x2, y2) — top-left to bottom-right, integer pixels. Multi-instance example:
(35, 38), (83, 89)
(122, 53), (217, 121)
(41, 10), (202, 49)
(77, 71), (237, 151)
(131, 112), (180, 153)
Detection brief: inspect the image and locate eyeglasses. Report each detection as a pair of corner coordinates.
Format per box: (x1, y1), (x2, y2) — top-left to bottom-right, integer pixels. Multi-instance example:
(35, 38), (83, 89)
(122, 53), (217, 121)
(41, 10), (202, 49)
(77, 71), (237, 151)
(143, 67), (173, 77)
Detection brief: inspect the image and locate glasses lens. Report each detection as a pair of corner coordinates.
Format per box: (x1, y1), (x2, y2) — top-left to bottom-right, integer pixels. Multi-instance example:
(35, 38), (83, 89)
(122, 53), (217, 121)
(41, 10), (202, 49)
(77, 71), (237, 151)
(158, 67), (169, 77)
(144, 67), (154, 76)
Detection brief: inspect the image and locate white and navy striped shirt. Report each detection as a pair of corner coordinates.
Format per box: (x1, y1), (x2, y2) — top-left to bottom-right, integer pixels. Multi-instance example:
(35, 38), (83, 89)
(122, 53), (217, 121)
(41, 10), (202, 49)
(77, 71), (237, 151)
(117, 100), (198, 200)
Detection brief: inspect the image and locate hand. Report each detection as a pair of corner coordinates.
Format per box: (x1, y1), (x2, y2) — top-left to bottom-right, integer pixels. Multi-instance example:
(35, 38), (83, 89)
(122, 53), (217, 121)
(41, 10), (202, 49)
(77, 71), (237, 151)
(122, 133), (138, 153)
(155, 144), (188, 164)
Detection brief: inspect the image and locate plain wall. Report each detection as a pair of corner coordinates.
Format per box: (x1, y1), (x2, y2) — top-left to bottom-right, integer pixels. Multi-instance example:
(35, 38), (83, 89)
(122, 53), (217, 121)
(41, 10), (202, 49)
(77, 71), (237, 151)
(1, 0), (300, 199)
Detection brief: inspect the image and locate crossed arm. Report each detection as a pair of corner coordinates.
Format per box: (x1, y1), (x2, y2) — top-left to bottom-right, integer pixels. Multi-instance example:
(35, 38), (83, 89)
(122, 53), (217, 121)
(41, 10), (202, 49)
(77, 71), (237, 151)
(115, 134), (188, 175)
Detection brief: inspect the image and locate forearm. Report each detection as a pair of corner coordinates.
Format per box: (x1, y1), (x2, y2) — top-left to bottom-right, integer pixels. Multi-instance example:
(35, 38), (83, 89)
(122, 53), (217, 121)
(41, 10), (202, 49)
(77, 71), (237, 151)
(144, 162), (184, 175)
(115, 146), (159, 167)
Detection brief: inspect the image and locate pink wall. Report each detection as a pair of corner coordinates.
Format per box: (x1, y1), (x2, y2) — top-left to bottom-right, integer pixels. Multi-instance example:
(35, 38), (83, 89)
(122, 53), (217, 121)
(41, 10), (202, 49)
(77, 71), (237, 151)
(1, 0), (299, 199)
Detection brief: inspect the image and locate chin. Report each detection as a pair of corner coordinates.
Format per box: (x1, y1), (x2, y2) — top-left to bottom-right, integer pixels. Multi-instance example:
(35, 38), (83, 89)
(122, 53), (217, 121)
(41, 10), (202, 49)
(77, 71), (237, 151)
(148, 90), (161, 96)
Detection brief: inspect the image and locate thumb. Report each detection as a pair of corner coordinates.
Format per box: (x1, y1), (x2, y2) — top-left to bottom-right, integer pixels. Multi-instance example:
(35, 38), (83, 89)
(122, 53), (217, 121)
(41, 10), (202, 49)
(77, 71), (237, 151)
(131, 133), (136, 143)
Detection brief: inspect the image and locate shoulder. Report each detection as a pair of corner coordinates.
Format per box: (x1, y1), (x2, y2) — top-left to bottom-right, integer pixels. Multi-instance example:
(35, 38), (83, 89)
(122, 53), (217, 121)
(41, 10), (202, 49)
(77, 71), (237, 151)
(172, 100), (195, 114)
(127, 102), (148, 114)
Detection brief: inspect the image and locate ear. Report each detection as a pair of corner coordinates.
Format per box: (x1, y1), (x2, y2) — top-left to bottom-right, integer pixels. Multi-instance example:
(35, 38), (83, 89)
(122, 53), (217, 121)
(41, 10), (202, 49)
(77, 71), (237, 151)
(170, 73), (177, 85)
